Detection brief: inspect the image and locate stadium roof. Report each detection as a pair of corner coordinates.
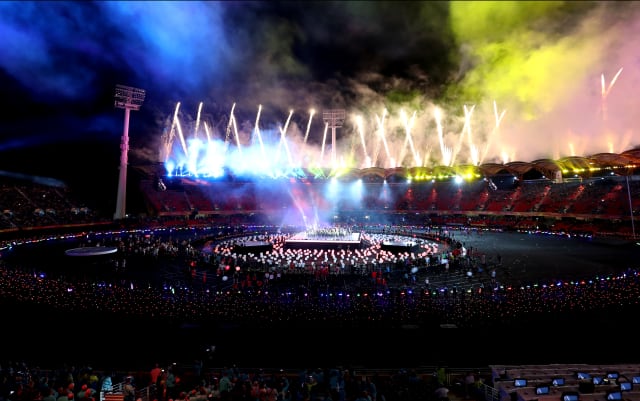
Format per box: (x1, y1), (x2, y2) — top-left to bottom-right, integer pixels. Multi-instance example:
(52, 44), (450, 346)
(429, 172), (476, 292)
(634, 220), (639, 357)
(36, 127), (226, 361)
(353, 148), (640, 181)
(135, 148), (640, 182)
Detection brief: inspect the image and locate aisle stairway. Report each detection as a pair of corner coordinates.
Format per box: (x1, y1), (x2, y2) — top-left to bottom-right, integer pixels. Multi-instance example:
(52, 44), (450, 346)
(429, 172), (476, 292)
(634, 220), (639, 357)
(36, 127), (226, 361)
(103, 393), (123, 401)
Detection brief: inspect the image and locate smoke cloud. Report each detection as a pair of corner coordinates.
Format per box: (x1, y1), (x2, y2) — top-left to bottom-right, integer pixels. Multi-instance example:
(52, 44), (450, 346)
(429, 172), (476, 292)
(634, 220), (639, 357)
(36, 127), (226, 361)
(0, 1), (639, 175)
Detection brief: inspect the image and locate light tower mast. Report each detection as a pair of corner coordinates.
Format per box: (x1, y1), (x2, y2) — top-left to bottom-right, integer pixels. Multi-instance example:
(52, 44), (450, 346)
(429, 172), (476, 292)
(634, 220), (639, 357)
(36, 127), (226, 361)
(322, 109), (345, 167)
(113, 84), (146, 220)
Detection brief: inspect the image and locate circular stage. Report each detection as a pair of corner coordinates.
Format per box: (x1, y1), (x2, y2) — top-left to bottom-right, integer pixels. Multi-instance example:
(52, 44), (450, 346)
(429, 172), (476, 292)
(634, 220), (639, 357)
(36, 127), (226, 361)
(64, 246), (118, 257)
(233, 240), (273, 254)
(381, 240), (418, 253)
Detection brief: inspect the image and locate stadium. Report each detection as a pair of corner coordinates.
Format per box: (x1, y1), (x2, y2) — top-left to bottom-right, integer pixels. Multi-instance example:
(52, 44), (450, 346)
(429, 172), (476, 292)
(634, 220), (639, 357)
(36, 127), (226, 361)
(1, 104), (640, 401)
(5, 2), (640, 401)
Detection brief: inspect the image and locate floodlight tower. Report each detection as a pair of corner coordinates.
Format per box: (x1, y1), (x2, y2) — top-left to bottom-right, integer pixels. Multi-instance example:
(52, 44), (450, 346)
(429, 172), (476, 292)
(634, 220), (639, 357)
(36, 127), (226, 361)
(113, 84), (146, 220)
(323, 109), (345, 167)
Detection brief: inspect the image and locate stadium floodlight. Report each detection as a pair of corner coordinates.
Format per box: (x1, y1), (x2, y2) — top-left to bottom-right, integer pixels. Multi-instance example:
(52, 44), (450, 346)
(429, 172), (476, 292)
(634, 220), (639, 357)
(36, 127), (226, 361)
(113, 84), (146, 220)
(114, 84), (146, 110)
(322, 109), (345, 167)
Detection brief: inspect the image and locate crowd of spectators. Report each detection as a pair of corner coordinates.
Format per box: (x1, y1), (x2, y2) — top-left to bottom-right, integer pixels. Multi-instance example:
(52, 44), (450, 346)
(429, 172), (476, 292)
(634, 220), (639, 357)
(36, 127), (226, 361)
(1, 223), (638, 332)
(0, 358), (487, 401)
(0, 181), (104, 231)
(2, 243), (638, 331)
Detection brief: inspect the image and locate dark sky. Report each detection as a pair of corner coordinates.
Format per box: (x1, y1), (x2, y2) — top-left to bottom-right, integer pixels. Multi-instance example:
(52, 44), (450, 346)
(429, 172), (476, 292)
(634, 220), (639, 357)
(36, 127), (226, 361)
(1, 1), (639, 194)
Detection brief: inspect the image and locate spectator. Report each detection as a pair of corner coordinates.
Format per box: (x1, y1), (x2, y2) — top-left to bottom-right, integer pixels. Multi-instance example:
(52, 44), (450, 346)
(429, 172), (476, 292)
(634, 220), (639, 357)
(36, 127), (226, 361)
(463, 372), (475, 399)
(150, 363), (163, 387)
(434, 384), (449, 401)
(123, 377), (135, 401)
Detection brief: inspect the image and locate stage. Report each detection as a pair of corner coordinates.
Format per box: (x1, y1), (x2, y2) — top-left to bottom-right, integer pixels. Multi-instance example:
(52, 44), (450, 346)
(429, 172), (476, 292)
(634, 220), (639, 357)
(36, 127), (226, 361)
(284, 230), (362, 250)
(233, 241), (273, 254)
(381, 240), (418, 253)
(65, 246), (118, 257)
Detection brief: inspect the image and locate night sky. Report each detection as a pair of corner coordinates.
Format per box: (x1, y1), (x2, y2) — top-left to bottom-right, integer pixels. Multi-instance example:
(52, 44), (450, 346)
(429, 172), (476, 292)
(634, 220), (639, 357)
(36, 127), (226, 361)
(1, 1), (639, 199)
